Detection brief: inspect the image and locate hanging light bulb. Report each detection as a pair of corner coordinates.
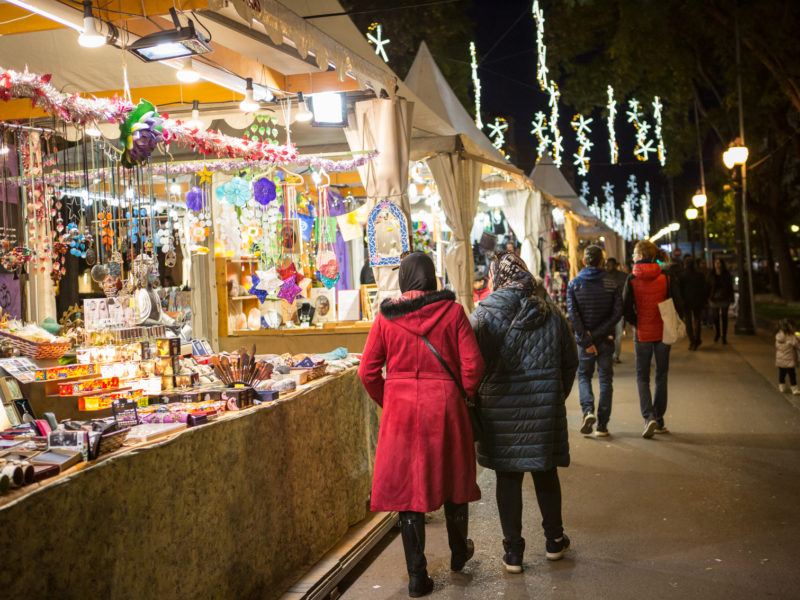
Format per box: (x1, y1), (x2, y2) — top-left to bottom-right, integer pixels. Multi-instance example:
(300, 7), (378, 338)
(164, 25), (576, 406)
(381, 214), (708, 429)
(78, 1), (105, 48)
(186, 99), (205, 131)
(0, 144), (8, 156)
(170, 180), (181, 195)
(239, 78), (259, 113)
(85, 122), (101, 137)
(177, 58), (200, 83)
(295, 91), (313, 122)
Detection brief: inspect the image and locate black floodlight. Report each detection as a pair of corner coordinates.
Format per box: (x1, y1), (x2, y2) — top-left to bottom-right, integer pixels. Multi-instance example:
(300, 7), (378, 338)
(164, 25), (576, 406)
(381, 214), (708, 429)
(129, 8), (212, 62)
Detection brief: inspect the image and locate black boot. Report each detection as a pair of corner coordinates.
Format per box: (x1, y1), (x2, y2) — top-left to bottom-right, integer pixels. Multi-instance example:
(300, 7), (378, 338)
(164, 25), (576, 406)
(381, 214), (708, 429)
(444, 502), (474, 571)
(400, 512), (434, 598)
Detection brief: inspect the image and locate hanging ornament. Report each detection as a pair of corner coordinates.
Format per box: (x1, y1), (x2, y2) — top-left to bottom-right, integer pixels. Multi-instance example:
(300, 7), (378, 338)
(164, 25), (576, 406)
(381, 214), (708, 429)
(217, 177), (251, 207)
(253, 177), (276, 206)
(120, 100), (164, 168)
(185, 186), (205, 212)
(277, 274), (302, 304)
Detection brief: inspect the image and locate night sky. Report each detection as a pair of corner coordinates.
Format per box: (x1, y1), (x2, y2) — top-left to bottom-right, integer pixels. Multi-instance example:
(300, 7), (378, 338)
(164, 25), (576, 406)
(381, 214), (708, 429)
(469, 0), (673, 228)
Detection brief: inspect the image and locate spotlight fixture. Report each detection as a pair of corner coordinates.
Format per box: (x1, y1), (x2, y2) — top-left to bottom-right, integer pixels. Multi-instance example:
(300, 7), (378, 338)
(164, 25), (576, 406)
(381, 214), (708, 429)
(239, 78), (259, 113)
(295, 92), (313, 122)
(78, 1), (105, 48)
(177, 58), (200, 83)
(129, 8), (212, 62)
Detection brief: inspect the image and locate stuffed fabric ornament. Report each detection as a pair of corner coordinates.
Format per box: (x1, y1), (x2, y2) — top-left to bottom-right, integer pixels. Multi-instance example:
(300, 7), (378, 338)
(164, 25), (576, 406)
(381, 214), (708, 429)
(277, 261), (303, 283)
(277, 275), (302, 304)
(120, 100), (163, 168)
(253, 177), (277, 205)
(217, 177), (250, 207)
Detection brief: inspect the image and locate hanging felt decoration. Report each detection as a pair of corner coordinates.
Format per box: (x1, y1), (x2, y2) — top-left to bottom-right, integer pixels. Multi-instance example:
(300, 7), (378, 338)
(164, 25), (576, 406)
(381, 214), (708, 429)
(253, 177), (276, 205)
(185, 186), (205, 212)
(217, 176), (251, 207)
(120, 100), (164, 168)
(277, 274), (302, 304)
(277, 260), (303, 283)
(315, 187), (340, 289)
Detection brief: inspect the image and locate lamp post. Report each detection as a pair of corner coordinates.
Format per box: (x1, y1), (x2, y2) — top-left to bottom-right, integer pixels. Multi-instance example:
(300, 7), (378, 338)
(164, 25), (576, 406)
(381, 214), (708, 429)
(685, 207), (698, 258)
(692, 191), (709, 261)
(723, 139), (755, 335)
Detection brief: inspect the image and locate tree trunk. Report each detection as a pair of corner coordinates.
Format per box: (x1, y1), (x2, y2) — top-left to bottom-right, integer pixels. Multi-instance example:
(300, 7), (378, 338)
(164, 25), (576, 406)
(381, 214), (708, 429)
(760, 222), (780, 295)
(763, 215), (798, 300)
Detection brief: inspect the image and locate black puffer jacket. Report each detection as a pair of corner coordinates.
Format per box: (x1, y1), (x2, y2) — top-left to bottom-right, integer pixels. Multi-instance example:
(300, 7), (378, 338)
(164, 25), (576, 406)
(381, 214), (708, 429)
(469, 287), (578, 472)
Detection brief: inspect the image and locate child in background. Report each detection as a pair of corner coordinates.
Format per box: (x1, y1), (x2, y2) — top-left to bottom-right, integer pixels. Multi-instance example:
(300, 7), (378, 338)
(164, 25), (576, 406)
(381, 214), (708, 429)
(775, 319), (800, 394)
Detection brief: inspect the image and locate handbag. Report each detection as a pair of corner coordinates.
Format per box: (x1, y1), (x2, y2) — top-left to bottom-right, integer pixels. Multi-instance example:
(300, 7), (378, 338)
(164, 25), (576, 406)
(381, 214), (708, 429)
(418, 334), (484, 441)
(659, 275), (686, 345)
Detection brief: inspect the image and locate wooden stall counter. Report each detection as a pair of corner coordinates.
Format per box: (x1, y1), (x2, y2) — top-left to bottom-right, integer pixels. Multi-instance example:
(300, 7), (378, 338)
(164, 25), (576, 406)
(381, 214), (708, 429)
(0, 368), (379, 600)
(219, 321), (373, 355)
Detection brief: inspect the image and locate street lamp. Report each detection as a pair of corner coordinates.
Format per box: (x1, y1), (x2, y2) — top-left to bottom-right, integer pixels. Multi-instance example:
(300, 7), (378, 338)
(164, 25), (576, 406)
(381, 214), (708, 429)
(723, 138), (755, 335)
(692, 191), (709, 262)
(685, 207), (698, 257)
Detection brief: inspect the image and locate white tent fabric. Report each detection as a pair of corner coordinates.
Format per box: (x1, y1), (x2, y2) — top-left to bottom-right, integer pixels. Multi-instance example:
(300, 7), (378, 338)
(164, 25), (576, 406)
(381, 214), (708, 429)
(503, 188), (546, 276)
(564, 213), (581, 280)
(344, 97), (415, 306)
(427, 154), (482, 311)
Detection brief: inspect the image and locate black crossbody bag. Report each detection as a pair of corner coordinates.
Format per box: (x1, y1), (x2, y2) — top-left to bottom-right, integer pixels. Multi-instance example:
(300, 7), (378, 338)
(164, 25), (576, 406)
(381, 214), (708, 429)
(418, 334), (484, 441)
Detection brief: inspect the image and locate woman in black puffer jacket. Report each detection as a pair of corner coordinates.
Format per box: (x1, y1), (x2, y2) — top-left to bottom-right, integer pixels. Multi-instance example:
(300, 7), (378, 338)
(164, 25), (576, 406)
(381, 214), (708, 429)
(470, 253), (578, 574)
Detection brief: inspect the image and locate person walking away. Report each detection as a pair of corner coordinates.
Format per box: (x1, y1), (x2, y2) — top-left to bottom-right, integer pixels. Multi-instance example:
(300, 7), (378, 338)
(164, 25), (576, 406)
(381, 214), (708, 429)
(623, 241), (685, 438)
(473, 266), (490, 305)
(567, 246), (622, 437)
(775, 318), (800, 395)
(679, 256), (709, 351)
(359, 252), (485, 597)
(708, 258), (734, 343)
(470, 253), (578, 573)
(605, 257), (629, 363)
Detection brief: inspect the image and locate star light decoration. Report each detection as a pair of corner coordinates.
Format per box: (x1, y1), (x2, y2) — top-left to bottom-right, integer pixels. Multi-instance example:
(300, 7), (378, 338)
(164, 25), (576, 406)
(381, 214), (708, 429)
(469, 42), (483, 130)
(626, 98), (656, 162)
(571, 114), (594, 176)
(548, 82), (563, 167)
(607, 86), (619, 164)
(487, 117), (509, 152)
(366, 23), (390, 63)
(584, 175), (652, 241)
(652, 96), (667, 167)
(530, 112), (551, 159)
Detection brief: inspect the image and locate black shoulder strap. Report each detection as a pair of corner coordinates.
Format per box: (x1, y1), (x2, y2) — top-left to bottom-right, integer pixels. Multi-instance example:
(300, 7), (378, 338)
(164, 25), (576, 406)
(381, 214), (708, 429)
(420, 334), (467, 399)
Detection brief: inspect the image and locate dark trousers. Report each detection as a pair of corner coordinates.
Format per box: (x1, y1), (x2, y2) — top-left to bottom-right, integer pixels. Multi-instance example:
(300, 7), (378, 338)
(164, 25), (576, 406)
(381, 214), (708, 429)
(685, 307), (703, 346)
(779, 367), (797, 386)
(635, 340), (670, 425)
(713, 304), (729, 341)
(495, 468), (563, 552)
(577, 339), (614, 426)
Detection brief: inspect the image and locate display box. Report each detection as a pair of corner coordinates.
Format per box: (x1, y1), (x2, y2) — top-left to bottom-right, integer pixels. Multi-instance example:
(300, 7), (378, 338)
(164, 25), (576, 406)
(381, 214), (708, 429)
(221, 388), (253, 411)
(34, 363), (97, 382)
(59, 377), (120, 396)
(156, 338), (181, 357)
(154, 356), (181, 377)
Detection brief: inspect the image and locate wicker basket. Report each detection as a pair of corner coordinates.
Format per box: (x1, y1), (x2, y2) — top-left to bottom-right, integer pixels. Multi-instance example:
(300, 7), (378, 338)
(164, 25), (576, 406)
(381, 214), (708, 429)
(0, 330), (71, 359)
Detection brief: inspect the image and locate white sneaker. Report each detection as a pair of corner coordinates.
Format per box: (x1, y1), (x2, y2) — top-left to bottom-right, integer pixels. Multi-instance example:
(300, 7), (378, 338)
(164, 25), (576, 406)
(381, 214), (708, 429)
(793, 386), (800, 396)
(642, 420), (658, 439)
(779, 383), (790, 393)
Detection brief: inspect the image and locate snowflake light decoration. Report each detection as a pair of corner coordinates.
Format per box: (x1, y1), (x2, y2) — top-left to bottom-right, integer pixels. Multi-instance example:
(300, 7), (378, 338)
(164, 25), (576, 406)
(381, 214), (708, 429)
(588, 176), (651, 241)
(571, 114), (594, 176)
(548, 82), (563, 167)
(367, 23), (390, 63)
(487, 117), (509, 151)
(469, 42), (483, 130)
(626, 98), (656, 162)
(607, 86), (619, 165)
(531, 112), (550, 159)
(532, 0), (548, 90)
(652, 95), (667, 167)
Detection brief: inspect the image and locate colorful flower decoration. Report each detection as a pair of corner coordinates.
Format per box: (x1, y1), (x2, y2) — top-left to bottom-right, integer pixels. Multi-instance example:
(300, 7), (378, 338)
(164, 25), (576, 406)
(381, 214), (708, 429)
(120, 100), (164, 168)
(186, 186), (205, 212)
(277, 275), (302, 304)
(217, 176), (251, 207)
(253, 177), (276, 205)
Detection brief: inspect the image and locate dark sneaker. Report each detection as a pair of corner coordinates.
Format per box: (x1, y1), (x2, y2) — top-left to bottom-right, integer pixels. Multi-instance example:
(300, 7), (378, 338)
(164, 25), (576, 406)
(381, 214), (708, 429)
(580, 412), (596, 434)
(642, 420), (658, 439)
(502, 551), (523, 573)
(654, 423), (670, 434)
(545, 534), (571, 561)
(595, 425), (610, 437)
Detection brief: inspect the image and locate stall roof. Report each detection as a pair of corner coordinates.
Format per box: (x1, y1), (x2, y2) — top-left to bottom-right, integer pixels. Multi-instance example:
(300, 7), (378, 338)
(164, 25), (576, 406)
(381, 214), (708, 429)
(530, 157), (598, 221)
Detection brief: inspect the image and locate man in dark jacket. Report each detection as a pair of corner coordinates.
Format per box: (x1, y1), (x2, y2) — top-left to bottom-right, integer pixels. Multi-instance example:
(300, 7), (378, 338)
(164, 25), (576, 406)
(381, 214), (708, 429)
(566, 246), (623, 437)
(605, 258), (629, 363)
(679, 256), (709, 350)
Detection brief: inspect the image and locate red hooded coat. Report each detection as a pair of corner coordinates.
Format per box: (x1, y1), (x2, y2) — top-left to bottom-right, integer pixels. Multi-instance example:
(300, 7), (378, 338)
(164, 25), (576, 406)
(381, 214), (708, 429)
(630, 262), (668, 342)
(358, 290), (485, 513)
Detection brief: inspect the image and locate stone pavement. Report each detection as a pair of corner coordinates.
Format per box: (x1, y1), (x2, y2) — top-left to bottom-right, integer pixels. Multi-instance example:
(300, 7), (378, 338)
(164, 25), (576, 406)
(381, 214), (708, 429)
(338, 329), (800, 599)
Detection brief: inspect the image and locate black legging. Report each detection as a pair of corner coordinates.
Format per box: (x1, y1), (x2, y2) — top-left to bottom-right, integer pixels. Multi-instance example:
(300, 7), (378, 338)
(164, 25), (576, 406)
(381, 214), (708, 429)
(713, 305), (729, 341)
(495, 468), (563, 552)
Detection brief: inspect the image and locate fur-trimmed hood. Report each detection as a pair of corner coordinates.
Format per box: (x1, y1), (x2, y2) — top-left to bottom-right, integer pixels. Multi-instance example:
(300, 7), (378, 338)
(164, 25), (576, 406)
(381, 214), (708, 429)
(379, 290), (458, 337)
(380, 289), (456, 320)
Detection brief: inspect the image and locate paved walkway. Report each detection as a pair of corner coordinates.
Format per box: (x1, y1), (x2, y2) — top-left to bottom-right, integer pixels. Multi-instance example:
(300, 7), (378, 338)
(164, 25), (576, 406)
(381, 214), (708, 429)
(339, 330), (800, 599)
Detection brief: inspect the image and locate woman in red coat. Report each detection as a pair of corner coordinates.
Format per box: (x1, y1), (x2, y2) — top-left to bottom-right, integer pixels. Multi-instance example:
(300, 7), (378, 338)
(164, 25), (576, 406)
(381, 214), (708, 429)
(359, 252), (485, 598)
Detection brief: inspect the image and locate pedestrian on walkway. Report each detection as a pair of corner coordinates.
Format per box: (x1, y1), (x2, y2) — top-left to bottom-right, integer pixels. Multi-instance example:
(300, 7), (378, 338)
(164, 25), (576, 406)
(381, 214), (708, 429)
(605, 257), (629, 363)
(708, 258), (734, 344)
(469, 253), (578, 573)
(358, 252), (485, 597)
(567, 246), (622, 437)
(473, 265), (490, 305)
(623, 241), (685, 438)
(679, 257), (709, 351)
(775, 318), (800, 395)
